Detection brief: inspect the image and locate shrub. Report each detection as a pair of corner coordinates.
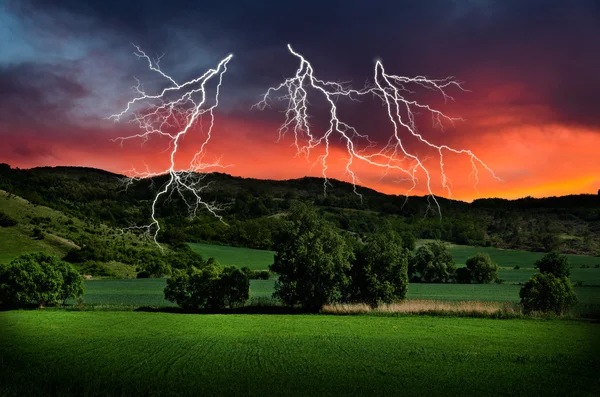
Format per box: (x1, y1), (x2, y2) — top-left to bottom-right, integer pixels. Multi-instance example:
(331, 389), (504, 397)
(164, 262), (249, 310)
(344, 229), (409, 308)
(455, 267), (473, 284)
(0, 211), (17, 227)
(514, 265), (520, 270)
(270, 203), (353, 312)
(534, 251), (570, 278)
(241, 267), (271, 280)
(32, 227), (44, 240)
(519, 273), (578, 315)
(409, 241), (456, 283)
(141, 259), (171, 278)
(0, 253), (84, 307)
(137, 270), (151, 279)
(79, 261), (118, 278)
(465, 253), (498, 284)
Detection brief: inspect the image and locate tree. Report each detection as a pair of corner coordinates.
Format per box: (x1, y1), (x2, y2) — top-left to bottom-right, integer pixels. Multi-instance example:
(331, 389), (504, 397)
(270, 204), (353, 312)
(164, 260), (249, 310)
(0, 211), (17, 227)
(409, 241), (456, 283)
(0, 253), (83, 307)
(465, 253), (498, 284)
(534, 251), (570, 278)
(519, 273), (578, 314)
(345, 230), (409, 308)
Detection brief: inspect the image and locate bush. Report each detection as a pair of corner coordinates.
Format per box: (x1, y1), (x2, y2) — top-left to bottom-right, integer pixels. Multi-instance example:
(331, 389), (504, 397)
(164, 262), (249, 310)
(32, 227), (44, 240)
(140, 259), (171, 278)
(0, 211), (17, 227)
(409, 241), (456, 283)
(514, 265), (520, 270)
(519, 273), (578, 315)
(270, 204), (353, 312)
(80, 261), (118, 278)
(534, 251), (570, 278)
(465, 253), (498, 284)
(345, 229), (409, 308)
(241, 267), (271, 280)
(455, 267), (473, 284)
(0, 253), (84, 307)
(137, 271), (151, 279)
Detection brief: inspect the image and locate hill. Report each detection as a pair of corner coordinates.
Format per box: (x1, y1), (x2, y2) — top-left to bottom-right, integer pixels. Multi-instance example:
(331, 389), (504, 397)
(0, 163), (599, 256)
(0, 188), (162, 277)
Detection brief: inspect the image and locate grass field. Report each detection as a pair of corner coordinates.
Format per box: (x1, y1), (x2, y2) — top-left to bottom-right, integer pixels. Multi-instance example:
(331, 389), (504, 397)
(190, 241), (600, 286)
(76, 279), (600, 307)
(1, 311), (598, 396)
(188, 243), (275, 270)
(441, 244), (600, 268)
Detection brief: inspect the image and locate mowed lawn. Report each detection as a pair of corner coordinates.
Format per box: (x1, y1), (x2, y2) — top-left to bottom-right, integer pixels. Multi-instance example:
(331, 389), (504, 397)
(0, 311), (598, 397)
(78, 279), (600, 307)
(188, 243), (275, 270)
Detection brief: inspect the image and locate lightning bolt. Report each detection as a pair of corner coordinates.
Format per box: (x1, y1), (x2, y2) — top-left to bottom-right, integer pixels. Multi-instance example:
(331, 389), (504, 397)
(108, 45), (233, 245)
(255, 44), (501, 214)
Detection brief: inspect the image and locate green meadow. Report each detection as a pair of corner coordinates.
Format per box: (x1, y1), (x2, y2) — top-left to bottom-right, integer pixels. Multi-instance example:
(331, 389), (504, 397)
(76, 278), (600, 307)
(188, 242), (275, 270)
(1, 311), (598, 397)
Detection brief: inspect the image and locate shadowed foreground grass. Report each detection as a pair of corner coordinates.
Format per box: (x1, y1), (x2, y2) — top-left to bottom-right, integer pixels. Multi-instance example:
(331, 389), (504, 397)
(0, 311), (599, 397)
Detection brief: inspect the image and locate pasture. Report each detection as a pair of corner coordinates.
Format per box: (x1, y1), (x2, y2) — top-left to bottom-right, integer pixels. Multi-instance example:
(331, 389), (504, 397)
(0, 311), (598, 397)
(77, 278), (600, 307)
(188, 242), (275, 270)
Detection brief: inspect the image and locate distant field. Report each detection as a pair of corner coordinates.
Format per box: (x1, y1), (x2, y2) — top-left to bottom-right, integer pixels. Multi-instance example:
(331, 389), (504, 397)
(445, 244), (600, 268)
(1, 311), (598, 396)
(187, 242), (600, 286)
(77, 279), (600, 307)
(188, 243), (275, 270)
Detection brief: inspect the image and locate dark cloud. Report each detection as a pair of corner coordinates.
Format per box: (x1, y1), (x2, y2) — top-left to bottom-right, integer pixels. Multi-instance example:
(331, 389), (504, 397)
(0, 62), (89, 129)
(2, 0), (600, 151)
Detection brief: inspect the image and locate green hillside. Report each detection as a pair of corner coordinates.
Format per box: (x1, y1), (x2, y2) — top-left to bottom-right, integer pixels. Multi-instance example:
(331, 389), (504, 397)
(0, 190), (154, 278)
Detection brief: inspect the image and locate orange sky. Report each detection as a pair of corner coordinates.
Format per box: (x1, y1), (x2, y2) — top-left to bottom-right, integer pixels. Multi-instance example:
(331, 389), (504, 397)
(5, 112), (598, 203)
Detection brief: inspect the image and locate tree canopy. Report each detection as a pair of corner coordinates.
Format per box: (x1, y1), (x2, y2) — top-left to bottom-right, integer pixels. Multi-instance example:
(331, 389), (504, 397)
(270, 204), (353, 312)
(0, 252), (84, 307)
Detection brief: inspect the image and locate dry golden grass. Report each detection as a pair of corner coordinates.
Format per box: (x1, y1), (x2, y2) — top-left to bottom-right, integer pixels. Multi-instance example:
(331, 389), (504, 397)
(323, 299), (520, 316)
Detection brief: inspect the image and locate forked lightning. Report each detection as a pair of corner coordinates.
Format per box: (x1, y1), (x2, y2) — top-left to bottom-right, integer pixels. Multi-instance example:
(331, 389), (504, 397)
(109, 45), (233, 244)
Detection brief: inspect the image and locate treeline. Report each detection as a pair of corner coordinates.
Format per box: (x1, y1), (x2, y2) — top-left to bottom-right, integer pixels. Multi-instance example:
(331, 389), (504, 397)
(164, 204), (576, 315)
(1, 164), (599, 255)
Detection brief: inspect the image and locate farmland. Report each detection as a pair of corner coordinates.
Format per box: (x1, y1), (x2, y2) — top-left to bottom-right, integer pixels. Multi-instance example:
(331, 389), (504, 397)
(188, 243), (275, 271)
(1, 311), (598, 397)
(188, 241), (600, 273)
(77, 278), (600, 308)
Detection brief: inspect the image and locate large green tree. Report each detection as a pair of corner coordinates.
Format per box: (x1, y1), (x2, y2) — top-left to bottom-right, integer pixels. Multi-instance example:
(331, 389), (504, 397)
(409, 241), (456, 283)
(534, 251), (571, 278)
(0, 253), (84, 307)
(270, 204), (353, 312)
(465, 253), (499, 284)
(519, 273), (578, 314)
(345, 230), (409, 308)
(164, 259), (249, 310)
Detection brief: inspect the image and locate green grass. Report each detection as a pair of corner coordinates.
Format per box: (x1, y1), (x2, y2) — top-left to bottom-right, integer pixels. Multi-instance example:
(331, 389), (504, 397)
(446, 244), (600, 268)
(188, 242), (275, 270)
(186, 242), (600, 286)
(1, 311), (598, 396)
(0, 190), (155, 269)
(0, 226), (69, 264)
(76, 279), (600, 308)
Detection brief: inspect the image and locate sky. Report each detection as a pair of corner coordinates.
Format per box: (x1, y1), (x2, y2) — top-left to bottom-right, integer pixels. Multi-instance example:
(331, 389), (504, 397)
(1, 0), (600, 202)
